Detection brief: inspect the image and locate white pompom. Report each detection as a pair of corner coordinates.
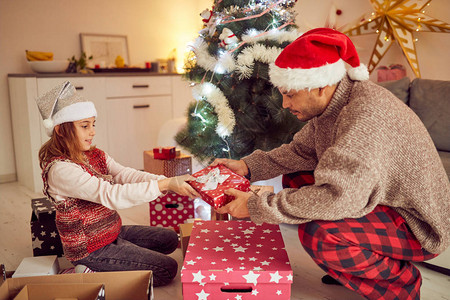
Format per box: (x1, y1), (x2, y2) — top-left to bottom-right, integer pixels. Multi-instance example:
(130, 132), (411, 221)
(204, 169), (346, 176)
(43, 118), (54, 129)
(348, 64), (369, 81)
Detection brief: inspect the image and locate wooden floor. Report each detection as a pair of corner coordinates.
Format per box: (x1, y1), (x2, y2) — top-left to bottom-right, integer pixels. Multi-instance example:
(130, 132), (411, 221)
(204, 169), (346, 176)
(1, 181), (449, 299)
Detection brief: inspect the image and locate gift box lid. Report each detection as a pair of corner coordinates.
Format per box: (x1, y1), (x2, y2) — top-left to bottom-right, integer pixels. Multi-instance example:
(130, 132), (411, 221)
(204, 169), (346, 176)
(181, 220), (292, 285)
(31, 198), (55, 222)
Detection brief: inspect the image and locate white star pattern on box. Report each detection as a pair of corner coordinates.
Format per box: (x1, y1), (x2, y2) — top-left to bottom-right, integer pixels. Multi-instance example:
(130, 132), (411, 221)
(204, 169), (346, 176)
(234, 246), (247, 252)
(196, 289), (209, 300)
(243, 271), (260, 285)
(192, 271), (206, 284)
(270, 271), (283, 284)
(32, 237), (43, 249)
(181, 220), (292, 299)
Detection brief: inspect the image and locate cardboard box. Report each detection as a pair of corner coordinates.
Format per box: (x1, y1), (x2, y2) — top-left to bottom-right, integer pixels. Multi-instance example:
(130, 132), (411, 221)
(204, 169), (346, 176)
(179, 223), (194, 258)
(149, 193), (194, 232)
(12, 256), (59, 278)
(0, 271), (152, 300)
(181, 220), (293, 300)
(188, 165), (251, 209)
(143, 151), (192, 177)
(14, 283), (105, 300)
(30, 198), (63, 257)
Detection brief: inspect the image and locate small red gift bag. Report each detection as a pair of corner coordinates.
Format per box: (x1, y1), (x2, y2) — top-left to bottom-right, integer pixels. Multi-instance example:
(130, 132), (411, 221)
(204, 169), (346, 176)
(188, 165), (251, 209)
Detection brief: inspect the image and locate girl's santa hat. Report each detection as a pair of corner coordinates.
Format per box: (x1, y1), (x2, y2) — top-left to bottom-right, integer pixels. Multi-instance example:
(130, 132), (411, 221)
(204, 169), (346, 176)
(35, 81), (97, 136)
(269, 28), (369, 91)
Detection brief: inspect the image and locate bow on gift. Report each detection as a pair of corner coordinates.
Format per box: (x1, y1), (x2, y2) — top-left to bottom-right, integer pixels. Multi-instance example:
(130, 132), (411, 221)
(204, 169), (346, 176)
(195, 167), (230, 191)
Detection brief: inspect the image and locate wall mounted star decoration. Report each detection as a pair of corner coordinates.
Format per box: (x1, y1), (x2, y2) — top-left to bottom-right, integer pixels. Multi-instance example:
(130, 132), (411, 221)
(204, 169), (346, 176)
(342, 0), (450, 77)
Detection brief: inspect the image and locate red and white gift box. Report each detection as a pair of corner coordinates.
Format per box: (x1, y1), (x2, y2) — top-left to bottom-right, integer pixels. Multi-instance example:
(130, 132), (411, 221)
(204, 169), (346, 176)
(188, 165), (251, 209)
(181, 220), (293, 300)
(150, 192), (194, 232)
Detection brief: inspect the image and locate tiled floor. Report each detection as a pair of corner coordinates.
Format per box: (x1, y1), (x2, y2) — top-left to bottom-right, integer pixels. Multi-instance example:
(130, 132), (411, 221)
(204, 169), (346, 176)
(1, 181), (449, 299)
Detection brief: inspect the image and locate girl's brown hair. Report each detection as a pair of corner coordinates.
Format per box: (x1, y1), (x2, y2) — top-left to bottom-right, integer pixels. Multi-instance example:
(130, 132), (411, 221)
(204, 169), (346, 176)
(38, 122), (87, 169)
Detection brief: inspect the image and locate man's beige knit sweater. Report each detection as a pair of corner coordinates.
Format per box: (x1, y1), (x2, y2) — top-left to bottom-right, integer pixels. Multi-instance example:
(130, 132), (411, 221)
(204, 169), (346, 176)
(243, 75), (450, 254)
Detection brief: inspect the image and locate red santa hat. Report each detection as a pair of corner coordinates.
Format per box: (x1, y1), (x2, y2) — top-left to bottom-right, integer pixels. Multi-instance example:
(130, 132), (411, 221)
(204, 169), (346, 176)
(269, 28), (369, 91)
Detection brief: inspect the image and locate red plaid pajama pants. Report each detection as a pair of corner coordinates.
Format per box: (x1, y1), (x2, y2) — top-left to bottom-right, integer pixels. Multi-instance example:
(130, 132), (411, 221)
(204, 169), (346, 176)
(283, 171), (438, 300)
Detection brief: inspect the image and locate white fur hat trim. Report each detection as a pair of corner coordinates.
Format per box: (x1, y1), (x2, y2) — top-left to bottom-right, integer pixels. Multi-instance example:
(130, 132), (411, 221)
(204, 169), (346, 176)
(45, 101), (97, 136)
(269, 59), (347, 91)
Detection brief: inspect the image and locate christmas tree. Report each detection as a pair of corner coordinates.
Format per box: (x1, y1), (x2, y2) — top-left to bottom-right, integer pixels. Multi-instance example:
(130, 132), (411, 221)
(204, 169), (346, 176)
(175, 0), (304, 163)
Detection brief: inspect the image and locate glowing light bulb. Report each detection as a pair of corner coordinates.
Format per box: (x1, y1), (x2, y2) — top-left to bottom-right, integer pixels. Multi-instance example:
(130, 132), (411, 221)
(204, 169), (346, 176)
(215, 64), (225, 74)
(202, 83), (214, 96)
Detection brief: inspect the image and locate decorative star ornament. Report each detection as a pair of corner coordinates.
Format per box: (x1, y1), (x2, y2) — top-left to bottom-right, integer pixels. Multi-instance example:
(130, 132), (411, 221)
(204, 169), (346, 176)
(342, 0), (450, 77)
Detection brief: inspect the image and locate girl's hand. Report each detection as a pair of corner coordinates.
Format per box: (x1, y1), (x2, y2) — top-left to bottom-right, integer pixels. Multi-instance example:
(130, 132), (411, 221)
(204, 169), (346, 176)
(158, 174), (200, 199)
(210, 158), (249, 177)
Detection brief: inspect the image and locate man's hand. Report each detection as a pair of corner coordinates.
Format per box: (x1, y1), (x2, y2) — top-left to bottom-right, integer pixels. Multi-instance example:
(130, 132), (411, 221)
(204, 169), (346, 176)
(210, 158), (249, 177)
(158, 174), (200, 199)
(215, 188), (252, 219)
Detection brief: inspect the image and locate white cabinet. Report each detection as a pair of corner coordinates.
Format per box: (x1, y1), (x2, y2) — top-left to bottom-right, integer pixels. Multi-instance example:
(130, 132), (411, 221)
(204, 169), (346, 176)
(105, 76), (173, 169)
(8, 74), (192, 192)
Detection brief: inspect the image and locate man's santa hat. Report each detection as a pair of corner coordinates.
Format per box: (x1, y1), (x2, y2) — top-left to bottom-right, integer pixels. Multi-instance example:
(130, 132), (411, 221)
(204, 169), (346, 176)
(269, 28), (369, 91)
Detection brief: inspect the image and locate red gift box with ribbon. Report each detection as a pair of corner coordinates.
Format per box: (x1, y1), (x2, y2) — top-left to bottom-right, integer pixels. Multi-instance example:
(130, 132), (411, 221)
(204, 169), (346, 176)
(153, 147), (176, 160)
(188, 165), (251, 209)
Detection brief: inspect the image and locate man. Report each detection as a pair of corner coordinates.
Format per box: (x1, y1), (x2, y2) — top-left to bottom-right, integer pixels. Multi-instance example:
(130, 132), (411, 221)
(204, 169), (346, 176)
(212, 28), (450, 300)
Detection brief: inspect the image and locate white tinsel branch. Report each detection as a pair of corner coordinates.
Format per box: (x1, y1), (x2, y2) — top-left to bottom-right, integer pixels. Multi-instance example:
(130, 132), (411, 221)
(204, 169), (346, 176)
(191, 29), (300, 75)
(192, 83), (236, 138)
(241, 28), (300, 44)
(236, 44), (283, 79)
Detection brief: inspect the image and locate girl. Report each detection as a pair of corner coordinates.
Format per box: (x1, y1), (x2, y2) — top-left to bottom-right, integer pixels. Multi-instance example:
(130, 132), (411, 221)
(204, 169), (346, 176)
(36, 81), (200, 287)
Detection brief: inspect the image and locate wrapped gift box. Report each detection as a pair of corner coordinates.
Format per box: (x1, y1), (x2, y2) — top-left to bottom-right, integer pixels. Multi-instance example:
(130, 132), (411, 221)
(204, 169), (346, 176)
(188, 165), (251, 209)
(181, 220), (293, 300)
(143, 151), (192, 177)
(30, 198), (63, 257)
(153, 147), (176, 160)
(150, 193), (194, 232)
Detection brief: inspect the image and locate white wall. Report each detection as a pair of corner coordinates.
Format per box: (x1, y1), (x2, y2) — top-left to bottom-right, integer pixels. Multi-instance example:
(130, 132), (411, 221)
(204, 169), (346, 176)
(0, 0), (212, 182)
(0, 0), (449, 181)
(295, 0), (450, 81)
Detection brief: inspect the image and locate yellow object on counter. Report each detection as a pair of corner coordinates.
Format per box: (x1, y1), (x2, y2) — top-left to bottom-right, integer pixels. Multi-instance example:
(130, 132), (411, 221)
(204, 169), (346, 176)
(26, 50), (53, 61)
(115, 55), (125, 68)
